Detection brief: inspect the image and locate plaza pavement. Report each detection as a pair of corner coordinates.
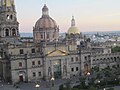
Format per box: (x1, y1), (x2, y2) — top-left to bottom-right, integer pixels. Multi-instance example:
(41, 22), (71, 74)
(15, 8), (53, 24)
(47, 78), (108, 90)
(0, 77), (120, 90)
(0, 78), (68, 90)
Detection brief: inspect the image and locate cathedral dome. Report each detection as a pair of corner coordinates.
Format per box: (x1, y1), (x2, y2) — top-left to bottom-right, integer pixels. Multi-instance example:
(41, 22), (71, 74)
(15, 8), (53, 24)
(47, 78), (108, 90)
(68, 26), (80, 34)
(35, 17), (57, 29)
(67, 16), (80, 35)
(35, 4), (57, 29)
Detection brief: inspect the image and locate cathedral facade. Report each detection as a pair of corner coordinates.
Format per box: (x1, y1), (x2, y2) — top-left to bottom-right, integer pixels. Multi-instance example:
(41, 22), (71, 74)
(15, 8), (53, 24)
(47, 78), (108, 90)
(0, 0), (119, 84)
(0, 1), (81, 83)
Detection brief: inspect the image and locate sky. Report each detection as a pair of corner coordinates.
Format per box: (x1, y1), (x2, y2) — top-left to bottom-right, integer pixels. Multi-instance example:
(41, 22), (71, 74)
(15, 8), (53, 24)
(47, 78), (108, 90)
(15, 0), (120, 33)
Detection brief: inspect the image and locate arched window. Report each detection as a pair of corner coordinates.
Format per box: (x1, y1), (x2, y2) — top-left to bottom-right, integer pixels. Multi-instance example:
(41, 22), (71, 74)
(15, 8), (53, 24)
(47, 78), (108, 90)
(41, 34), (43, 39)
(5, 29), (9, 36)
(10, 15), (13, 20)
(114, 57), (116, 61)
(46, 34), (49, 39)
(12, 29), (16, 36)
(7, 15), (10, 20)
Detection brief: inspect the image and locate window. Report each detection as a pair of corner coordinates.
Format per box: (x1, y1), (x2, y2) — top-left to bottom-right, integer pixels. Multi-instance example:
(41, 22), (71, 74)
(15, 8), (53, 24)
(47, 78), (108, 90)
(7, 15), (10, 19)
(10, 15), (13, 20)
(71, 57), (74, 62)
(38, 72), (41, 76)
(117, 64), (119, 68)
(5, 29), (9, 36)
(85, 56), (87, 60)
(47, 34), (49, 39)
(76, 67), (78, 71)
(88, 55), (90, 60)
(41, 34), (43, 39)
(33, 72), (36, 77)
(38, 61), (41, 65)
(32, 61), (35, 65)
(20, 49), (24, 54)
(76, 57), (78, 61)
(19, 62), (22, 67)
(31, 48), (35, 53)
(71, 68), (74, 72)
(53, 34), (54, 38)
(12, 29), (16, 36)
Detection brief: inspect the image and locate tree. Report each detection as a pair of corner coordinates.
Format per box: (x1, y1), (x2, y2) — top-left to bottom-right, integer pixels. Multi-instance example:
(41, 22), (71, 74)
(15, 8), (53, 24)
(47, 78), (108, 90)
(59, 84), (64, 90)
(89, 86), (96, 90)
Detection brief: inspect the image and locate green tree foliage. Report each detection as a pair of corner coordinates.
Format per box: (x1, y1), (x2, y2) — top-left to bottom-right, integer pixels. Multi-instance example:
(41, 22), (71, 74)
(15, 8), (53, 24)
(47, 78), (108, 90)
(111, 46), (120, 53)
(89, 86), (96, 90)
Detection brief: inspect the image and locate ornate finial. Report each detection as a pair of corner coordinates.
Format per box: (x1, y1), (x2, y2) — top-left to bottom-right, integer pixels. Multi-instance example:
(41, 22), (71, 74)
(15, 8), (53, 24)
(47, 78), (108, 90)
(72, 16), (74, 19)
(42, 4), (49, 17)
(71, 16), (75, 27)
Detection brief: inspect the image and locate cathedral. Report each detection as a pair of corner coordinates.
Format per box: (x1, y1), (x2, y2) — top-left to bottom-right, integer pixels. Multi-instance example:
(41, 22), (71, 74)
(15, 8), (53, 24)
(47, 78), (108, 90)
(0, 0), (83, 83)
(0, 0), (119, 84)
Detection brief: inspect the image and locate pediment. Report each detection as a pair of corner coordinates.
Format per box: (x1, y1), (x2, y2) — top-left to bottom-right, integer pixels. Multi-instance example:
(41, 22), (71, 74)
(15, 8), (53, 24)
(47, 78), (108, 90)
(47, 49), (67, 56)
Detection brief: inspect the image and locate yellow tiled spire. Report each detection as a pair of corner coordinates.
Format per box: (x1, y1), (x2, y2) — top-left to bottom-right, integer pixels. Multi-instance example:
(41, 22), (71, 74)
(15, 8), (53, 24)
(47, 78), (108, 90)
(3, 0), (5, 5)
(6, 0), (11, 7)
(0, 0), (1, 6)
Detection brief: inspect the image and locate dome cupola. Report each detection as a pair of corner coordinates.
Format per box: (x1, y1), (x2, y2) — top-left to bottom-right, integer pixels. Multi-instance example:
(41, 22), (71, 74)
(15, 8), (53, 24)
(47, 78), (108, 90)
(33, 4), (59, 43)
(68, 16), (80, 35)
(42, 4), (49, 17)
(34, 4), (57, 29)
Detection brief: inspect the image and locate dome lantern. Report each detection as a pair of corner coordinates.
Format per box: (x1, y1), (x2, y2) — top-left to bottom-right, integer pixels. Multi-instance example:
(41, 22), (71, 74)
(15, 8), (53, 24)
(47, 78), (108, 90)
(71, 16), (75, 27)
(42, 4), (49, 17)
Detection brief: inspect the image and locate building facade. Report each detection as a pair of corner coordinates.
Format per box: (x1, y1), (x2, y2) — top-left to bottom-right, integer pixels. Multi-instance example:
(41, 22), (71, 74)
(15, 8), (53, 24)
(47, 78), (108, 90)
(0, 1), (120, 84)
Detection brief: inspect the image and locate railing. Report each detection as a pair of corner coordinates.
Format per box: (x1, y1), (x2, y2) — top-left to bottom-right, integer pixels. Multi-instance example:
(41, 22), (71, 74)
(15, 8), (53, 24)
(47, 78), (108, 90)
(10, 53), (42, 60)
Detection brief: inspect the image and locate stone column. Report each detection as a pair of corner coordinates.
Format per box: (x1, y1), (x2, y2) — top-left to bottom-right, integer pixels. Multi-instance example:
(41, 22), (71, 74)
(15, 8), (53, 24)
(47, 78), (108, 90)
(3, 29), (5, 37)
(2, 61), (7, 81)
(66, 57), (70, 79)
(61, 59), (64, 78)
(43, 56), (48, 80)
(51, 60), (54, 77)
(10, 29), (12, 36)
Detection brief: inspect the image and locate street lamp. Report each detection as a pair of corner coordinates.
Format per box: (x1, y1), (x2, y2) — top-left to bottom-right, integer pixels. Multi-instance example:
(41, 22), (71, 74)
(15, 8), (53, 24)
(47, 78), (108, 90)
(98, 80), (100, 83)
(87, 72), (90, 76)
(97, 80), (100, 89)
(50, 77), (55, 90)
(85, 72), (90, 86)
(35, 84), (40, 90)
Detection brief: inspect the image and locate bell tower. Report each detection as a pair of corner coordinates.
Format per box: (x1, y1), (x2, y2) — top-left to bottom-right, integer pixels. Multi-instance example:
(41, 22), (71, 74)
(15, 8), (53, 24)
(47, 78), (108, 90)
(0, 0), (20, 43)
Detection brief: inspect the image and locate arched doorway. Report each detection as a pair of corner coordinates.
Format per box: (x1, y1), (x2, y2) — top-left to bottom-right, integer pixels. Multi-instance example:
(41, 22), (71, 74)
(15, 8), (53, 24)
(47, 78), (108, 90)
(53, 60), (61, 79)
(84, 64), (90, 75)
(19, 74), (24, 82)
(18, 71), (25, 82)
